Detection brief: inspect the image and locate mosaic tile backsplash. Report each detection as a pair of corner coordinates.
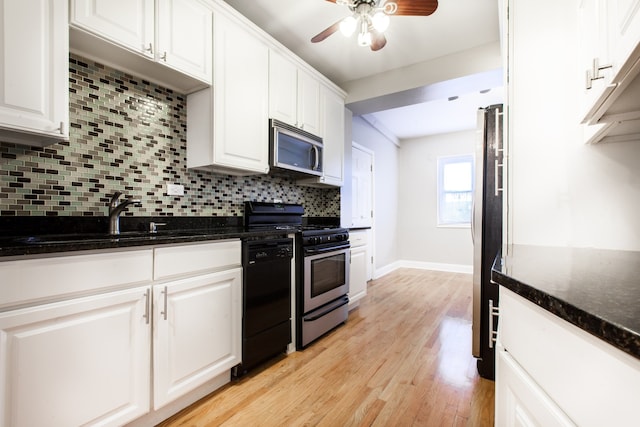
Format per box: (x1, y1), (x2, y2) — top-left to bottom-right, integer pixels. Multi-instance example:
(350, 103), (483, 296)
(0, 54), (340, 217)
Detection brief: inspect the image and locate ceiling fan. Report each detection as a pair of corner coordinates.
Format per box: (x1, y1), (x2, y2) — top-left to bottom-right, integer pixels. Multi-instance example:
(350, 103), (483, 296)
(311, 0), (438, 51)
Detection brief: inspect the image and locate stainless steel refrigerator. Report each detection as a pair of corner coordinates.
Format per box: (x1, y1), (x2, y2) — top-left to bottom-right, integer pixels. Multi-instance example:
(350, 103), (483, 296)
(472, 104), (504, 380)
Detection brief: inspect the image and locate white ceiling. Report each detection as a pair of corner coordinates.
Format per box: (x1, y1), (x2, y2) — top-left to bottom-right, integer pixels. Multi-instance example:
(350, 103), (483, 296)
(222, 0), (503, 139)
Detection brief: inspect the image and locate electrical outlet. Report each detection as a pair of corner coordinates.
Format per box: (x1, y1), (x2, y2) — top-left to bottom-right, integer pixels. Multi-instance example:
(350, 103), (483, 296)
(274, 199), (283, 203)
(167, 183), (184, 196)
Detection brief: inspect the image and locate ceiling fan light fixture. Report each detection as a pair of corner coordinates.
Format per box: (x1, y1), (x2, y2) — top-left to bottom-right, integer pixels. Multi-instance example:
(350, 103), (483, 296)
(340, 15), (358, 36)
(371, 11), (390, 32)
(357, 30), (372, 46)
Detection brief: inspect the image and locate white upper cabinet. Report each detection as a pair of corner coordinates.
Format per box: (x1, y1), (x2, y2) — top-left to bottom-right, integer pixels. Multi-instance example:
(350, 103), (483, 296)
(320, 87), (345, 186)
(156, 0), (212, 82)
(297, 85), (346, 187)
(70, 0), (212, 93)
(579, 0), (640, 143)
(70, 0), (154, 57)
(0, 0), (68, 147)
(269, 49), (322, 137)
(187, 7), (270, 175)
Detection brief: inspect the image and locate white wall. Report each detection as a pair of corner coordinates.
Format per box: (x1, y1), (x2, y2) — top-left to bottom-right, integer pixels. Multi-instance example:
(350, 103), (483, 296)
(342, 42), (502, 105)
(398, 131), (476, 270)
(508, 0), (640, 250)
(351, 116), (399, 274)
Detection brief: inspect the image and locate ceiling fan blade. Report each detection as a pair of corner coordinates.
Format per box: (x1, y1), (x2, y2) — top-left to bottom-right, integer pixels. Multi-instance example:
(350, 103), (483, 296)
(393, 0), (438, 16)
(370, 29), (387, 51)
(311, 20), (342, 43)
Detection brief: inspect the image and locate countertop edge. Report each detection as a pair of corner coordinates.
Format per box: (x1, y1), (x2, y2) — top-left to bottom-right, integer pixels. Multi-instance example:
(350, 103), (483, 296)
(491, 266), (640, 361)
(0, 229), (292, 258)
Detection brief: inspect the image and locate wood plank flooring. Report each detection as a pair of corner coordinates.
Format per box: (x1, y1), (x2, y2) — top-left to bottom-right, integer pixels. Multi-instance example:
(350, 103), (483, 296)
(158, 268), (495, 427)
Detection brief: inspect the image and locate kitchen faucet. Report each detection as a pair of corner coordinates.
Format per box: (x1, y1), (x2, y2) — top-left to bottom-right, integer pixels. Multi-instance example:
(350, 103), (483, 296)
(108, 191), (142, 235)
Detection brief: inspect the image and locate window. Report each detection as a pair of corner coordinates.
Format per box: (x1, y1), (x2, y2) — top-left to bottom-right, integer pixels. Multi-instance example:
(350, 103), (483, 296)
(437, 154), (474, 227)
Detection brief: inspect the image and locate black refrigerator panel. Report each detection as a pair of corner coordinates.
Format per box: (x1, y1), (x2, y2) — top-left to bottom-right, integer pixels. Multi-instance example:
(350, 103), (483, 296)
(472, 104), (503, 380)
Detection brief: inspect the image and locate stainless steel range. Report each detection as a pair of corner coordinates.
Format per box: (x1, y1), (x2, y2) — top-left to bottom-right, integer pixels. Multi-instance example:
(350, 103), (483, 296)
(244, 201), (350, 350)
(298, 227), (350, 348)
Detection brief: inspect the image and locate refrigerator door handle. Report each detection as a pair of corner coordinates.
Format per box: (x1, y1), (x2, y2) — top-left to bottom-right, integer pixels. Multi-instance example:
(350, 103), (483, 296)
(489, 299), (500, 348)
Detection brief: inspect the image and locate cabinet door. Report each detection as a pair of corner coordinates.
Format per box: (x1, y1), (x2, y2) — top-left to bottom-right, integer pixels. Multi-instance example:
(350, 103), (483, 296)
(212, 11), (269, 174)
(0, 0), (68, 145)
(70, 0), (154, 57)
(496, 348), (576, 427)
(156, 0), (212, 83)
(320, 87), (345, 186)
(579, 0), (615, 123)
(153, 268), (242, 409)
(269, 50), (298, 126)
(608, 0), (640, 75)
(349, 245), (368, 304)
(0, 287), (151, 427)
(297, 69), (322, 136)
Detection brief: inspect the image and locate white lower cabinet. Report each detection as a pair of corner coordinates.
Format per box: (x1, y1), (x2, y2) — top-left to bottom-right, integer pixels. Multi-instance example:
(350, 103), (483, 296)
(497, 288), (640, 426)
(496, 347), (575, 427)
(0, 240), (242, 426)
(348, 229), (370, 308)
(0, 286), (151, 427)
(153, 268), (241, 409)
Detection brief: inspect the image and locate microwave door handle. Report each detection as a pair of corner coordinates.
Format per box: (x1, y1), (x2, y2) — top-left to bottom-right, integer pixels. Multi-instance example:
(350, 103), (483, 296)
(312, 145), (319, 170)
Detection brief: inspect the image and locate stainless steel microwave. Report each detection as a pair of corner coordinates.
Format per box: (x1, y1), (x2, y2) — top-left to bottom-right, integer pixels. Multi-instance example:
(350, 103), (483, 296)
(269, 119), (323, 177)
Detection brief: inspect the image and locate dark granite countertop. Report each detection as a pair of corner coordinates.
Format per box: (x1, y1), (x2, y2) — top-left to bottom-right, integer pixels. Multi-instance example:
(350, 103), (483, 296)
(491, 245), (640, 360)
(0, 215), (340, 258)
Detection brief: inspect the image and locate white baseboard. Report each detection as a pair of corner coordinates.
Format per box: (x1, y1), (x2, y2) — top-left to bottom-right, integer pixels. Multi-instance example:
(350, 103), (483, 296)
(374, 260), (472, 279)
(373, 261), (403, 279)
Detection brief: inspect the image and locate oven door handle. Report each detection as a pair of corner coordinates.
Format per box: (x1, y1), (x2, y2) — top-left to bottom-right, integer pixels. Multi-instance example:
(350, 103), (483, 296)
(303, 296), (349, 321)
(304, 243), (350, 255)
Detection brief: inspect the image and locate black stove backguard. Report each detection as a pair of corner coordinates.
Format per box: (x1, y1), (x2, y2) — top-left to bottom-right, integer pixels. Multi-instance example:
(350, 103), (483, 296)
(244, 201), (304, 229)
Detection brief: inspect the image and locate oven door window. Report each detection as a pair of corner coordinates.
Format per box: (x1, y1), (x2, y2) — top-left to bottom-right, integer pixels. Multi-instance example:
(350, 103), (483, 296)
(311, 252), (346, 297)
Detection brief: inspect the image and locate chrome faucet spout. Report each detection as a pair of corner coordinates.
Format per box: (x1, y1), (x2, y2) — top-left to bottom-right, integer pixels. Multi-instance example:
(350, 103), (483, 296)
(108, 192), (142, 235)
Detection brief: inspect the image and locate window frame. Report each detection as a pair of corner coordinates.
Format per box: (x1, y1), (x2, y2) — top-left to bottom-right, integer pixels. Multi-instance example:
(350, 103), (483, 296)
(436, 154), (475, 228)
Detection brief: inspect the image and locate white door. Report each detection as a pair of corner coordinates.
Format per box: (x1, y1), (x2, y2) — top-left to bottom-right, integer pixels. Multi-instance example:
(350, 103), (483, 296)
(69, 0), (154, 57)
(0, 0), (68, 144)
(156, 0), (212, 83)
(153, 268), (242, 409)
(0, 287), (151, 427)
(351, 144), (374, 228)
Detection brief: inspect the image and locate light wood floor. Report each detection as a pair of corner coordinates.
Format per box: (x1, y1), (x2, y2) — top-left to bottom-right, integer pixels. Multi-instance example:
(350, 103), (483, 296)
(158, 268), (495, 427)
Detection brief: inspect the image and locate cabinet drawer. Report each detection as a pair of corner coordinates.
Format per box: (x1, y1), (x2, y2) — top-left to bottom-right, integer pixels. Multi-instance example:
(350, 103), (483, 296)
(500, 288), (640, 426)
(154, 240), (241, 280)
(349, 230), (369, 247)
(0, 249), (153, 310)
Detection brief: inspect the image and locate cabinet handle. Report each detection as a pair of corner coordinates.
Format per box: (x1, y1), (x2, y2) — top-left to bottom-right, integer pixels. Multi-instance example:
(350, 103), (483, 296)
(585, 57), (612, 90)
(161, 51), (167, 61)
(161, 286), (168, 320)
(57, 121), (65, 135)
(145, 43), (153, 54)
(143, 288), (151, 324)
(488, 299), (499, 349)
